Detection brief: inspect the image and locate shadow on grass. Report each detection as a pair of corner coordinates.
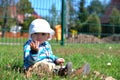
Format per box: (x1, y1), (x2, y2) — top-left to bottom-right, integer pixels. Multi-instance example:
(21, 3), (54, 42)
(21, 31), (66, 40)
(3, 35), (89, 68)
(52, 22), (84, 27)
(12, 65), (24, 73)
(5, 63), (24, 73)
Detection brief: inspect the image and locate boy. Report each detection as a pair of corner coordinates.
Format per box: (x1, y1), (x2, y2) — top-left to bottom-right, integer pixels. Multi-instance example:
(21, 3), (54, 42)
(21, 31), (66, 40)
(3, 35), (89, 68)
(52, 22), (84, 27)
(23, 19), (90, 78)
(23, 19), (72, 78)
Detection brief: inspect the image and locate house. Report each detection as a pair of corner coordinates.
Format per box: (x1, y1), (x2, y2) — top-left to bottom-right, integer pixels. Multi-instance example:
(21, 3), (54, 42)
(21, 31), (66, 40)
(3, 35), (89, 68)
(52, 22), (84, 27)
(9, 6), (41, 24)
(8, 5), (41, 37)
(101, 0), (120, 34)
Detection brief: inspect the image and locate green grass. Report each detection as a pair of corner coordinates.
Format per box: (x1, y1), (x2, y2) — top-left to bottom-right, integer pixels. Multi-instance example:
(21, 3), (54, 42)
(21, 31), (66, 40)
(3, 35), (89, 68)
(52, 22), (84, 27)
(0, 43), (120, 80)
(0, 38), (27, 43)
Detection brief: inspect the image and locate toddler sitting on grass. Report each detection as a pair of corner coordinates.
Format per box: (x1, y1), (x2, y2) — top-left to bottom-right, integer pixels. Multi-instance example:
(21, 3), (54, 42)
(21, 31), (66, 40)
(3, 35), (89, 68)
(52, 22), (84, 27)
(23, 19), (90, 78)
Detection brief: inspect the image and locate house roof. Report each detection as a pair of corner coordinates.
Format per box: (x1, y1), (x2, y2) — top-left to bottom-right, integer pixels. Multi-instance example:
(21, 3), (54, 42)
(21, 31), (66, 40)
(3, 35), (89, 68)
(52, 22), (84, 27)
(32, 11), (41, 18)
(8, 6), (41, 24)
(101, 0), (120, 24)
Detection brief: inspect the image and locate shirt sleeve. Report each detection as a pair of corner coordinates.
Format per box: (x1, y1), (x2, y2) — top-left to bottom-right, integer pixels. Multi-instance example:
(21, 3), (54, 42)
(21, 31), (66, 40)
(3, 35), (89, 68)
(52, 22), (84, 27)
(23, 41), (39, 64)
(45, 41), (58, 62)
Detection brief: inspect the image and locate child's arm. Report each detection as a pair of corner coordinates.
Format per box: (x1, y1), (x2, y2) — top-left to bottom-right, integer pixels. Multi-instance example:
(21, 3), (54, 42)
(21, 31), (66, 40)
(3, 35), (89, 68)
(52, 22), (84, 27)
(45, 41), (65, 64)
(24, 41), (39, 63)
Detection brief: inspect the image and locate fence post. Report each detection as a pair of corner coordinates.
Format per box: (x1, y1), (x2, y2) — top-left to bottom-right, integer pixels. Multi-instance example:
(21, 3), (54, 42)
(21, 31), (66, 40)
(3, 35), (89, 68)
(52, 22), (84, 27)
(61, 0), (66, 46)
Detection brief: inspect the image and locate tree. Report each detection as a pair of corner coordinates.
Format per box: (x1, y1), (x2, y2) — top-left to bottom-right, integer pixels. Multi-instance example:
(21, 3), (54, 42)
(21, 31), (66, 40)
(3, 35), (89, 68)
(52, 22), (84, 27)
(0, 0), (13, 37)
(77, 0), (88, 23)
(16, 0), (34, 32)
(74, 0), (89, 32)
(109, 7), (120, 34)
(66, 0), (76, 37)
(86, 12), (101, 38)
(22, 16), (35, 32)
(66, 0), (75, 25)
(87, 0), (105, 15)
(49, 4), (58, 28)
(0, 7), (3, 30)
(16, 0), (34, 14)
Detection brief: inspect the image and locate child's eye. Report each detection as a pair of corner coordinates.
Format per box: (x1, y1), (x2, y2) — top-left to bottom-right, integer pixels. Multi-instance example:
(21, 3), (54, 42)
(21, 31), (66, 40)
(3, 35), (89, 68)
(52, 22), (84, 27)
(41, 33), (46, 36)
(33, 33), (38, 35)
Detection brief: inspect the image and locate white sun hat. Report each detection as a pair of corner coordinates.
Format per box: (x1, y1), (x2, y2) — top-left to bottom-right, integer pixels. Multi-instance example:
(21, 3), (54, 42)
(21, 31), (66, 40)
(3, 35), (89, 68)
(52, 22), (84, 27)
(29, 19), (55, 40)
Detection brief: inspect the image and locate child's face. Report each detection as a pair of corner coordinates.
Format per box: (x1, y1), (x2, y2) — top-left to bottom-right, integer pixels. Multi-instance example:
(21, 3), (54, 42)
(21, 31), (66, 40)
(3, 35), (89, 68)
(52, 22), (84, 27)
(31, 33), (49, 43)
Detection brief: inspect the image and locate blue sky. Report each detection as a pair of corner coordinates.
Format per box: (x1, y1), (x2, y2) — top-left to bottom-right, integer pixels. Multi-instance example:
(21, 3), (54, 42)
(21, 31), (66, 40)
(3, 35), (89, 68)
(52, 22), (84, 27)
(29, 0), (110, 17)
(29, 0), (61, 16)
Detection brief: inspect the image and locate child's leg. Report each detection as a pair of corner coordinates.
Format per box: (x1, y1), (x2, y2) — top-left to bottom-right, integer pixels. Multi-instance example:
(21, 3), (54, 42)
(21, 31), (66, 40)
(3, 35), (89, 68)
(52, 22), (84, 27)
(71, 63), (90, 77)
(57, 62), (90, 77)
(32, 61), (56, 77)
(33, 61), (55, 71)
(24, 61), (57, 78)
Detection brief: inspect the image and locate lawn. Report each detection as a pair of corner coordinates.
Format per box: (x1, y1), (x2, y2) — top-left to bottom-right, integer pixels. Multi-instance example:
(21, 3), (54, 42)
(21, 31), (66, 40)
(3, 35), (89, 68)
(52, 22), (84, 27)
(0, 43), (120, 80)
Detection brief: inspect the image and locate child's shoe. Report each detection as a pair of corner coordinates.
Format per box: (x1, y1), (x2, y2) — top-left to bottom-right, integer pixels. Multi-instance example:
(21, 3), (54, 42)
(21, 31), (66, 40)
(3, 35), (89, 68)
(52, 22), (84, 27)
(58, 62), (73, 77)
(82, 63), (90, 75)
(71, 63), (90, 77)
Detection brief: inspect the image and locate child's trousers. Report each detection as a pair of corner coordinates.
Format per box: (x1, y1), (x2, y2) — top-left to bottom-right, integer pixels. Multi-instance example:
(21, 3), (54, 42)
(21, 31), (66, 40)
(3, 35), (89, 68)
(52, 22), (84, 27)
(25, 61), (61, 78)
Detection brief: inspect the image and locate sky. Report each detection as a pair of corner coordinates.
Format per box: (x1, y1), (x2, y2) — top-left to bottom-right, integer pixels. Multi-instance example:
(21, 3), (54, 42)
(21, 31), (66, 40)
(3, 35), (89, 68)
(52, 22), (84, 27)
(28, 0), (110, 17)
(29, 0), (61, 16)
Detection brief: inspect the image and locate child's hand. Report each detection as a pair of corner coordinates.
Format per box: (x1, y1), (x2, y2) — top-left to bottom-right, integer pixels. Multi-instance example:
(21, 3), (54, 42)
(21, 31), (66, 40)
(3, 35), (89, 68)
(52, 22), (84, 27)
(56, 58), (65, 64)
(30, 41), (40, 51)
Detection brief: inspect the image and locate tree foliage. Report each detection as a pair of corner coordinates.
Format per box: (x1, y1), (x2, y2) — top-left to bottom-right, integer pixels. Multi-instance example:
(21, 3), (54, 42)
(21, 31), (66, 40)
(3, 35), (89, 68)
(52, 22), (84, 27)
(74, 0), (89, 32)
(66, 0), (77, 32)
(67, 0), (75, 24)
(49, 4), (58, 28)
(0, 0), (14, 37)
(16, 0), (35, 31)
(16, 0), (34, 14)
(22, 16), (35, 31)
(109, 7), (120, 34)
(87, 0), (105, 15)
(86, 12), (101, 38)
(77, 0), (88, 23)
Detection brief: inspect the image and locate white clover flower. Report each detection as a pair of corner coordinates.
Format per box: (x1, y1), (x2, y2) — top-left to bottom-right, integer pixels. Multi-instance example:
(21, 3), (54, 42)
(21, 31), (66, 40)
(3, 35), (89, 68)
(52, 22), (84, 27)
(107, 62), (111, 66)
(109, 46), (112, 50)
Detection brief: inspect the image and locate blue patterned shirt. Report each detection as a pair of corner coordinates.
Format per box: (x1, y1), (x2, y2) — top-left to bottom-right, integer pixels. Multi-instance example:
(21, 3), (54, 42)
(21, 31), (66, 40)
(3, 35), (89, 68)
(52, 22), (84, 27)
(23, 40), (58, 70)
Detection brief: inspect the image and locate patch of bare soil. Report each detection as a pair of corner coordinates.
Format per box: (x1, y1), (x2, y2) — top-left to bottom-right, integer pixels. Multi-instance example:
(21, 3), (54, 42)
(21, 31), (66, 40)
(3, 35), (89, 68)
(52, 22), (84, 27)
(102, 34), (120, 43)
(67, 34), (120, 43)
